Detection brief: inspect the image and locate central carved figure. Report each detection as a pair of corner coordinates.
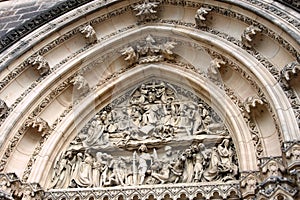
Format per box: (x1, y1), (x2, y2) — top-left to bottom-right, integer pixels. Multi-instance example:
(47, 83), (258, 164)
(49, 80), (239, 189)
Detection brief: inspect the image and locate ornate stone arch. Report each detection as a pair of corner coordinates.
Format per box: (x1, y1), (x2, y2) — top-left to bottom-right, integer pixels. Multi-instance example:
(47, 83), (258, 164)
(0, 0), (299, 199)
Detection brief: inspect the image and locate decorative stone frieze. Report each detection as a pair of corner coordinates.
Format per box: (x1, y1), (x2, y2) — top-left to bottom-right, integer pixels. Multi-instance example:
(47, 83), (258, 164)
(243, 96), (264, 114)
(195, 7), (212, 28)
(241, 25), (261, 48)
(121, 35), (177, 65)
(27, 55), (50, 76)
(79, 24), (97, 44)
(0, 99), (8, 119)
(133, 0), (160, 22)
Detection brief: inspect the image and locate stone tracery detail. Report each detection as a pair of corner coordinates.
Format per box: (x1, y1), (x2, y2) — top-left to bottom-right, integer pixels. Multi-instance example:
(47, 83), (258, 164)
(49, 80), (238, 189)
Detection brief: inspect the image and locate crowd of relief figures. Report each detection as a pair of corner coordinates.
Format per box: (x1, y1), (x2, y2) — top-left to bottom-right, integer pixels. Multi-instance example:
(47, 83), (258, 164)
(49, 81), (239, 189)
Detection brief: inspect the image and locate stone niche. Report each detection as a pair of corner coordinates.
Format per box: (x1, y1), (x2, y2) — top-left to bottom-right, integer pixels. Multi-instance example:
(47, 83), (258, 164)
(46, 80), (240, 199)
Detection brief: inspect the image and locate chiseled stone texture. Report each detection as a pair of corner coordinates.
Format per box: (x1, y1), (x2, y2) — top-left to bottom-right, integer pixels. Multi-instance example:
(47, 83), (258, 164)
(0, 0), (65, 37)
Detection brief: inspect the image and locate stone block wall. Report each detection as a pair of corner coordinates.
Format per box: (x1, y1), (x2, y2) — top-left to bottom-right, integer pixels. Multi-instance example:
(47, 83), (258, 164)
(0, 0), (64, 37)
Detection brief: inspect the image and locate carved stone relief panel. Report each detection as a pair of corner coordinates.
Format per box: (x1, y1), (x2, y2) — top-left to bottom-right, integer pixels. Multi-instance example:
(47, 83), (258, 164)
(48, 80), (239, 189)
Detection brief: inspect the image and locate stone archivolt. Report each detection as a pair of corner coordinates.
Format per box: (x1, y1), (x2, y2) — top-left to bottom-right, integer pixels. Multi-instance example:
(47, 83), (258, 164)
(0, 0), (299, 200)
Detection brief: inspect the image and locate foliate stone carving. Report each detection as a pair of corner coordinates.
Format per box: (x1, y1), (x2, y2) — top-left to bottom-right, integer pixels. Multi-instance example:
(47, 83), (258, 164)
(243, 96), (264, 113)
(241, 25), (261, 48)
(79, 24), (97, 44)
(280, 61), (300, 81)
(240, 172), (259, 199)
(70, 74), (90, 98)
(121, 35), (177, 65)
(207, 58), (226, 82)
(27, 55), (50, 76)
(0, 99), (8, 119)
(0, 173), (45, 200)
(25, 116), (50, 136)
(256, 157), (299, 200)
(195, 7), (212, 28)
(283, 142), (300, 182)
(133, 0), (160, 22)
(49, 81), (236, 189)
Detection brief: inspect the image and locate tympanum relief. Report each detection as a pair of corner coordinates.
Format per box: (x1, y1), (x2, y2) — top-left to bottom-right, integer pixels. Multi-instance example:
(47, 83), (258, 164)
(49, 80), (239, 189)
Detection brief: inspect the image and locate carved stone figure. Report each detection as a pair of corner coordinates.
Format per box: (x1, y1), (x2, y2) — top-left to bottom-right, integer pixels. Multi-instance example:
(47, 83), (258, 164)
(27, 55), (50, 76)
(80, 24), (97, 44)
(0, 99), (8, 119)
(137, 144), (152, 185)
(195, 7), (212, 28)
(71, 74), (90, 98)
(241, 25), (261, 48)
(133, 0), (160, 22)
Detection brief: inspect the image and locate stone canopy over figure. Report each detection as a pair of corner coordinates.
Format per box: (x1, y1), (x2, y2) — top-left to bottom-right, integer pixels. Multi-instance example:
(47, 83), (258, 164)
(49, 80), (237, 189)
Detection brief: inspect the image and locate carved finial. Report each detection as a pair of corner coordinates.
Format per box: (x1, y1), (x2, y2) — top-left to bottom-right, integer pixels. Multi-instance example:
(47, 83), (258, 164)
(27, 55), (50, 76)
(195, 7), (212, 28)
(25, 116), (50, 136)
(80, 24), (97, 44)
(241, 25), (261, 48)
(281, 61), (300, 81)
(207, 58), (226, 81)
(0, 99), (8, 119)
(70, 74), (90, 97)
(243, 96), (264, 113)
(133, 0), (160, 22)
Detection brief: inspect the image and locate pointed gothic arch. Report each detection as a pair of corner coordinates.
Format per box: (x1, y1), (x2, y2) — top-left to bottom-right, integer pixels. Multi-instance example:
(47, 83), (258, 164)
(0, 0), (299, 199)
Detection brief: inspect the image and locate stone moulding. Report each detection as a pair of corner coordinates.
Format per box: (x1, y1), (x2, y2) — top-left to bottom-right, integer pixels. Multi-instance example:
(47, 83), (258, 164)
(44, 182), (241, 200)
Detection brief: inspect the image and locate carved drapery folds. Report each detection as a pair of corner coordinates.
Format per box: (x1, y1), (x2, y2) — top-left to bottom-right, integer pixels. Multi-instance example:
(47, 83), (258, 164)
(49, 80), (238, 190)
(0, 173), (44, 200)
(121, 35), (177, 65)
(27, 55), (50, 76)
(241, 25), (261, 48)
(79, 24), (97, 44)
(133, 0), (160, 22)
(195, 7), (212, 28)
